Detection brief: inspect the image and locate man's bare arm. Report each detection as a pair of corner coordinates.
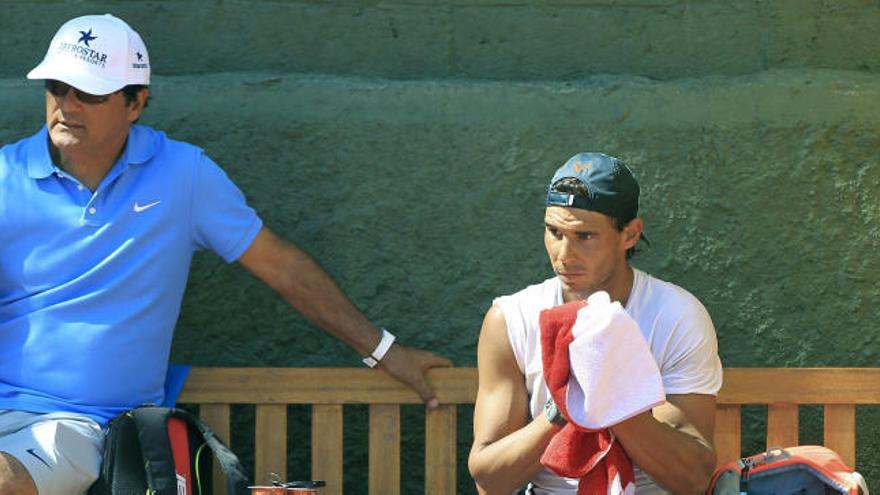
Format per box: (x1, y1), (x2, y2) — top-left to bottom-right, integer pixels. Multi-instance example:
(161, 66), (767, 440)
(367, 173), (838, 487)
(468, 305), (560, 494)
(611, 393), (717, 494)
(237, 227), (452, 407)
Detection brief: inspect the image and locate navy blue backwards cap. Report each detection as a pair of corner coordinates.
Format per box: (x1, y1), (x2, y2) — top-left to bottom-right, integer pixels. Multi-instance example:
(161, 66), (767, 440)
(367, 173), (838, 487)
(546, 152), (645, 236)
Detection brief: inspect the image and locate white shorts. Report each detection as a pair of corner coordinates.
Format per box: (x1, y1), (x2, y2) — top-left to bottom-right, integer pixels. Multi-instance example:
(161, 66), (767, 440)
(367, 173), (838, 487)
(0, 410), (105, 495)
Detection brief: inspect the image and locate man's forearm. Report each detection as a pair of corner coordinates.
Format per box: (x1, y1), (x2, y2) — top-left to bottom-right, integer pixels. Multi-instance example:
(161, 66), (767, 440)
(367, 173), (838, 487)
(470, 415), (558, 494)
(611, 412), (716, 494)
(268, 240), (380, 355)
(238, 227), (451, 406)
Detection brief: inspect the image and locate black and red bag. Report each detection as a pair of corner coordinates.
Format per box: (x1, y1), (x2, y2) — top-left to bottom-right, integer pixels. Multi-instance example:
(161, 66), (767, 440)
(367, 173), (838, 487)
(88, 405), (249, 495)
(708, 445), (868, 494)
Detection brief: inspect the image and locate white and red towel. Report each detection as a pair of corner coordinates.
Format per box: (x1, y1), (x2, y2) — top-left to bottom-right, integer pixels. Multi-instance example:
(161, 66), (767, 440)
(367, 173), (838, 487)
(539, 291), (665, 495)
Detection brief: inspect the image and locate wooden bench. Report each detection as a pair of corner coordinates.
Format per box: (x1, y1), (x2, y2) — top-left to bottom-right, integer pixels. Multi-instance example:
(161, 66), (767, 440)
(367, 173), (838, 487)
(178, 367), (880, 494)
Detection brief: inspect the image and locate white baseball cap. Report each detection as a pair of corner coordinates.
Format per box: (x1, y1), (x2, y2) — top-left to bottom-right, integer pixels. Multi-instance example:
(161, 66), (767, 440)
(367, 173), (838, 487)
(27, 14), (150, 95)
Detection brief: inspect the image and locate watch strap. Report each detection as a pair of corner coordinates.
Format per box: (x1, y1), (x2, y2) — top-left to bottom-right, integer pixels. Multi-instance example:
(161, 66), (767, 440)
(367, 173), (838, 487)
(362, 328), (396, 368)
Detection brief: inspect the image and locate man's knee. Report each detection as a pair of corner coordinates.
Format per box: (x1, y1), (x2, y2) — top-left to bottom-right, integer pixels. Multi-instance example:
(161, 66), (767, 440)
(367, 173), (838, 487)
(0, 452), (37, 495)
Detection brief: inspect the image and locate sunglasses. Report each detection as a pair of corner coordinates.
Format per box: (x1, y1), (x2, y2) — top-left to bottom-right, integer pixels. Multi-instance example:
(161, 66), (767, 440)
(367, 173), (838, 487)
(44, 80), (113, 104)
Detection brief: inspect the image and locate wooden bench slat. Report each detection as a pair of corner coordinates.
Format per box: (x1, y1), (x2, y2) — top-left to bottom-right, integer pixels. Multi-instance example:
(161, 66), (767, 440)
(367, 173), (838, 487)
(179, 368), (478, 404)
(181, 367), (880, 405)
(713, 404), (742, 467)
(199, 404), (231, 495)
(719, 368), (880, 404)
(312, 404), (344, 495)
(425, 405), (457, 495)
(255, 404), (288, 485)
(766, 403), (799, 450)
(824, 404), (856, 468)
(369, 404), (401, 495)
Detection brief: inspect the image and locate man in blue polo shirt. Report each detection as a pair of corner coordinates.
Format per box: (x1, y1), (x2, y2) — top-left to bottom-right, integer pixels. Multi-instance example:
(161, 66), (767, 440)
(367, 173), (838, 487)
(0, 14), (451, 495)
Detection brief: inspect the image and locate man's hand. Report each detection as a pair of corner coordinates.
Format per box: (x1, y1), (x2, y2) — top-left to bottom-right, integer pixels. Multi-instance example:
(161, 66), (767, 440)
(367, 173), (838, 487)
(378, 345), (453, 409)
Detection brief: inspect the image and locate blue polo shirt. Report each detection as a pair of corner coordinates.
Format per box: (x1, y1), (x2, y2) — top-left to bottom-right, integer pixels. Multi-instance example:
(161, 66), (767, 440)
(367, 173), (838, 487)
(0, 125), (263, 424)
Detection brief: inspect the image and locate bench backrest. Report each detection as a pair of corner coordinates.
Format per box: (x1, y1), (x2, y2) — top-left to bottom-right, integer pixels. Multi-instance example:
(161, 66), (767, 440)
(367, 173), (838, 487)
(178, 367), (880, 495)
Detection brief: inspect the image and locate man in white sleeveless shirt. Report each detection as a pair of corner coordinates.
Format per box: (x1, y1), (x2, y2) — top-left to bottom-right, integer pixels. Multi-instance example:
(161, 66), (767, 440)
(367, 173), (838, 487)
(468, 153), (723, 494)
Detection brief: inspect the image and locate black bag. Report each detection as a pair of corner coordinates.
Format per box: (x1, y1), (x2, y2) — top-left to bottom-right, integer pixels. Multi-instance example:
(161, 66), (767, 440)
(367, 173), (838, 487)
(88, 405), (250, 495)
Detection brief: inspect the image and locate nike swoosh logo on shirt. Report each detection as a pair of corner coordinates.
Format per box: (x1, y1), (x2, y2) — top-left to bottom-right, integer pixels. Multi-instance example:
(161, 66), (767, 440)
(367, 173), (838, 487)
(133, 200), (161, 213)
(27, 448), (52, 469)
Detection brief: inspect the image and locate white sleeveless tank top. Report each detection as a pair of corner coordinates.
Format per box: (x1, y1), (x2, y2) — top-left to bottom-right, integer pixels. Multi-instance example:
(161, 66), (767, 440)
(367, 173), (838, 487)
(493, 269), (723, 494)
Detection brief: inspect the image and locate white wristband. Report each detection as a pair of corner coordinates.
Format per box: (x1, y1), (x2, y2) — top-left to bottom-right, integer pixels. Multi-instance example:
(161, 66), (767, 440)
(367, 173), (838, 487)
(362, 328), (396, 368)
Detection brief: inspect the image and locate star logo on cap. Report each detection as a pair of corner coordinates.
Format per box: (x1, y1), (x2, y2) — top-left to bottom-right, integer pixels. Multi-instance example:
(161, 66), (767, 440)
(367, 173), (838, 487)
(77, 29), (97, 46)
(137, 52), (144, 61)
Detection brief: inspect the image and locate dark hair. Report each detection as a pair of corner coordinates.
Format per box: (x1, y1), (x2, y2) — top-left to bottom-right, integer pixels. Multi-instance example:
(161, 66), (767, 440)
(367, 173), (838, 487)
(121, 84), (149, 109)
(549, 177), (639, 259)
(550, 177), (588, 197)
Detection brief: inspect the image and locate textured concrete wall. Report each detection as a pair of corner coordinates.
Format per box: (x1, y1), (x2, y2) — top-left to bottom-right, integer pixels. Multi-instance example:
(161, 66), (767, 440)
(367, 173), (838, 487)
(4, 1), (880, 80)
(3, 1), (880, 492)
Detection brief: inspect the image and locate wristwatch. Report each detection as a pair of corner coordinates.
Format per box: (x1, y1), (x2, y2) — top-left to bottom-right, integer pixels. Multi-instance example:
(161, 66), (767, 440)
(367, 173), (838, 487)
(544, 397), (566, 426)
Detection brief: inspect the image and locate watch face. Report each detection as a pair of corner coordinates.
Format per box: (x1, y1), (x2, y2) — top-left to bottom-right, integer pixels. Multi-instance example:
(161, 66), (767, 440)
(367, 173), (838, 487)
(545, 397), (565, 425)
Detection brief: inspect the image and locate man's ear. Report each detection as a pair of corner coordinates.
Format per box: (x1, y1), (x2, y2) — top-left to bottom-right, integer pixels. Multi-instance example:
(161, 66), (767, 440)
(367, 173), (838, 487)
(127, 87), (150, 122)
(621, 217), (643, 250)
